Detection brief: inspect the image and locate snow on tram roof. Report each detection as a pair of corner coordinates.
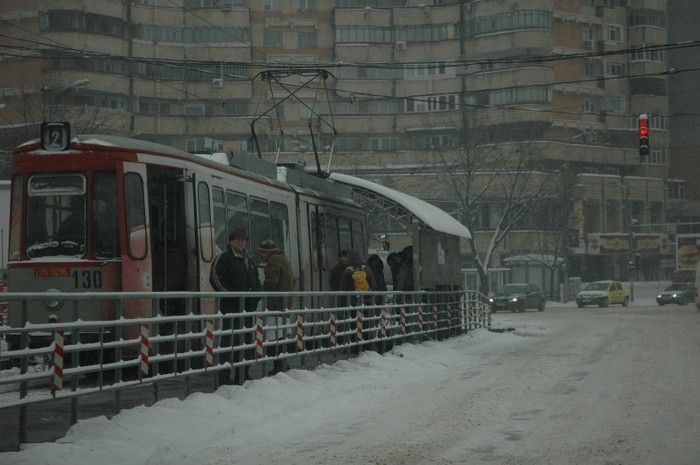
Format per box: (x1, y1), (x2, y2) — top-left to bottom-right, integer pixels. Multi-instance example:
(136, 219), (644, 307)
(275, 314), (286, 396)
(16, 134), (192, 158)
(329, 172), (472, 240)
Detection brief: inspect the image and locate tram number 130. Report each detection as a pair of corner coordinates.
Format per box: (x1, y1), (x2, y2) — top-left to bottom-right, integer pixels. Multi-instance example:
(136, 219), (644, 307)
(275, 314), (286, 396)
(73, 270), (103, 289)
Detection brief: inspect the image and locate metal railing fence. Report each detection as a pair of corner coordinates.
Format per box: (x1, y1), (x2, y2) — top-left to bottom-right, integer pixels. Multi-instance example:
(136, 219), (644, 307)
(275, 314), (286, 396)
(0, 288), (490, 445)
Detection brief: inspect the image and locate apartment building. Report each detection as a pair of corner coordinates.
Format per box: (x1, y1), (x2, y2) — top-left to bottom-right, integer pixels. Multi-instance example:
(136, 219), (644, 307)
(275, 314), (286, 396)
(0, 0), (676, 282)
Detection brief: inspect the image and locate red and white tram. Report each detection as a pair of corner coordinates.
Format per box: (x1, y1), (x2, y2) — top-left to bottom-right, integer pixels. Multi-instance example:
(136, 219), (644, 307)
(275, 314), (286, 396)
(5, 122), (367, 349)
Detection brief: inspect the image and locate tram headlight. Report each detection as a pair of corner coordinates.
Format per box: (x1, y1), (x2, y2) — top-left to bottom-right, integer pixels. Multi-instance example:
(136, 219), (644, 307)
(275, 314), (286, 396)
(45, 288), (63, 310)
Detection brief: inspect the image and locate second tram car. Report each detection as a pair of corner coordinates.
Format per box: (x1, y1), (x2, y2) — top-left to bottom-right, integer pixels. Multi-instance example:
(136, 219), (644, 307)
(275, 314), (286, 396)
(5, 122), (367, 350)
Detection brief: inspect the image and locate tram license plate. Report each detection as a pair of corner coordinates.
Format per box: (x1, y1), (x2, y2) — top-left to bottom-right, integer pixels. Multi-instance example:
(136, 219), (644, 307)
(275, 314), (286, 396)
(34, 266), (71, 278)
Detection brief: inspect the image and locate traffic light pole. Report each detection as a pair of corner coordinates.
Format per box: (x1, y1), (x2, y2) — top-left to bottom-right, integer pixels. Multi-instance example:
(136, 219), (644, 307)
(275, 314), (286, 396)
(626, 187), (635, 303)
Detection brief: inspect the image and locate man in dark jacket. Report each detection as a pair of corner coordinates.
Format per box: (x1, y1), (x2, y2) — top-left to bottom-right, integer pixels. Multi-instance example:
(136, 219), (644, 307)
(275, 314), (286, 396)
(210, 228), (261, 385)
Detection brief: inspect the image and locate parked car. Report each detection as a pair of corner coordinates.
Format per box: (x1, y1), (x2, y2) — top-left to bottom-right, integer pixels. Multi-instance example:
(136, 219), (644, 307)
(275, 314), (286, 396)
(656, 282), (696, 306)
(489, 283), (546, 313)
(576, 280), (629, 308)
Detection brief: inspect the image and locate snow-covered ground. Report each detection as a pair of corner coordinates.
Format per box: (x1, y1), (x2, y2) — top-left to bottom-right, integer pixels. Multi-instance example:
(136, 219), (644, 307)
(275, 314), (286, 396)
(3, 280), (699, 465)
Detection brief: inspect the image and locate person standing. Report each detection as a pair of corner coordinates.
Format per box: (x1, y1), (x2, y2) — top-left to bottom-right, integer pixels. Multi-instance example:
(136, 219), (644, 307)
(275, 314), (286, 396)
(341, 248), (377, 306)
(367, 253), (388, 304)
(329, 249), (349, 292)
(210, 227), (261, 385)
(257, 239), (296, 375)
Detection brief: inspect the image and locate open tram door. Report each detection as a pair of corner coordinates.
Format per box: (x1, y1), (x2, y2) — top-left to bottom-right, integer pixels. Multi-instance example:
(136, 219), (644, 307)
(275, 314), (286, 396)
(119, 162), (153, 321)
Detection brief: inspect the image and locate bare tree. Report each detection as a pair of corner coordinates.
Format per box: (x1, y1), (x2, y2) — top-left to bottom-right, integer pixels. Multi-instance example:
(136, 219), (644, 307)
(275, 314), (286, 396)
(427, 135), (558, 294)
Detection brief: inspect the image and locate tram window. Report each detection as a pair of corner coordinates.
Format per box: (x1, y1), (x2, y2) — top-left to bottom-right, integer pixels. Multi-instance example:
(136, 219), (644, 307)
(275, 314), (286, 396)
(26, 174), (86, 258)
(124, 173), (147, 260)
(270, 201), (289, 252)
(8, 174), (23, 261)
(198, 182), (213, 261)
(351, 218), (365, 251)
(226, 190), (248, 239)
(212, 187), (227, 252)
(325, 213), (339, 264)
(338, 216), (352, 252)
(92, 172), (120, 259)
(250, 197), (268, 257)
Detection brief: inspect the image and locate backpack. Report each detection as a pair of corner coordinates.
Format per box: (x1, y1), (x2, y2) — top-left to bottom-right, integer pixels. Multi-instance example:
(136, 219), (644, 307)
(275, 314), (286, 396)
(347, 265), (370, 292)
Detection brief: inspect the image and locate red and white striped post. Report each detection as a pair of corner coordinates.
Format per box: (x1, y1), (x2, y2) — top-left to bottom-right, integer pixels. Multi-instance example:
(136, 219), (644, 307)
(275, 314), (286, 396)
(52, 330), (64, 392)
(399, 307), (406, 335)
(204, 319), (214, 367)
(139, 323), (149, 378)
(432, 305), (439, 329)
(255, 314), (264, 359)
(296, 314), (304, 352)
(329, 312), (336, 347)
(379, 309), (387, 338)
(418, 306), (424, 332)
(356, 308), (363, 342)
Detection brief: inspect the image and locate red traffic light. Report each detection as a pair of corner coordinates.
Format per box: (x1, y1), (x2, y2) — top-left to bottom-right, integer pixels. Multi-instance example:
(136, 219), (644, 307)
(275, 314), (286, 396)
(638, 113), (649, 157)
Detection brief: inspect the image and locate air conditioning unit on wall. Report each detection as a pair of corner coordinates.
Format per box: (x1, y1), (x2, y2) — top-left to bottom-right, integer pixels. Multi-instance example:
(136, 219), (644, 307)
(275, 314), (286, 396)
(212, 78), (224, 89)
(395, 41), (407, 51)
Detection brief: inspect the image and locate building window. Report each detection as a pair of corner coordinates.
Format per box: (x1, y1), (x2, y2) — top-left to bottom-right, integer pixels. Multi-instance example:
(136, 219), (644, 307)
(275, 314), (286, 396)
(603, 24), (622, 42)
(600, 95), (624, 113)
(298, 31), (317, 48)
(267, 138), (284, 152)
(404, 63), (449, 78)
(629, 9), (666, 28)
(631, 44), (665, 63)
(644, 149), (666, 165)
(369, 137), (398, 151)
(334, 137), (360, 151)
(583, 97), (595, 113)
(222, 101), (249, 115)
(336, 102), (359, 114)
(581, 26), (594, 41)
(139, 100), (171, 115)
(405, 94), (458, 113)
(298, 0), (316, 10)
(336, 26), (393, 43)
(368, 100), (400, 114)
(604, 60), (625, 77)
(264, 0), (282, 11)
(184, 104), (213, 116)
(395, 24), (456, 42)
(264, 31), (283, 47)
(667, 180), (684, 200)
(463, 10), (553, 39)
(582, 60), (597, 77)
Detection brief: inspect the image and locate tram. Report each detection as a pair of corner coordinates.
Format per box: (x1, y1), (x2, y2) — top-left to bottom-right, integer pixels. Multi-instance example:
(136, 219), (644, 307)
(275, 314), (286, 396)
(4, 122), (367, 349)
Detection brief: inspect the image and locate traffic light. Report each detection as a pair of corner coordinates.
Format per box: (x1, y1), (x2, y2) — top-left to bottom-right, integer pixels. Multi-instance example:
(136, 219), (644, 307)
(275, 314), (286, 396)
(638, 113), (649, 159)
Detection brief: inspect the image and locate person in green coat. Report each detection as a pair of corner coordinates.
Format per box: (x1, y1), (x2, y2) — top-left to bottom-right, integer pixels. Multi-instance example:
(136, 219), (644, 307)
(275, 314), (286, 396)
(257, 239), (296, 375)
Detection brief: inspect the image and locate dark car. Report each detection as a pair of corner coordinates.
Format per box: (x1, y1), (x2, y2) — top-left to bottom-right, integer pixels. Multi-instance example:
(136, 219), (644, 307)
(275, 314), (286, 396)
(656, 282), (696, 306)
(489, 283), (546, 313)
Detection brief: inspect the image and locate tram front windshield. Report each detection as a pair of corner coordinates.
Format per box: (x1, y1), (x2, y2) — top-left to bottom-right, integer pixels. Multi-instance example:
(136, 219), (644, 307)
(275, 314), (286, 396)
(25, 173), (120, 259)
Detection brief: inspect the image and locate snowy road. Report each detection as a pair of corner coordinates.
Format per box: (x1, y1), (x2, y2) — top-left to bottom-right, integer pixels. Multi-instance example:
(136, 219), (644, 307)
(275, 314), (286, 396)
(4, 303), (700, 465)
(260, 304), (700, 465)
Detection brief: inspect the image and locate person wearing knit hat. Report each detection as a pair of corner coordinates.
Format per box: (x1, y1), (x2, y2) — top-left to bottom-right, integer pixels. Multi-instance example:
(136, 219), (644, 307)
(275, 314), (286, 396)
(257, 239), (279, 254)
(258, 239), (296, 375)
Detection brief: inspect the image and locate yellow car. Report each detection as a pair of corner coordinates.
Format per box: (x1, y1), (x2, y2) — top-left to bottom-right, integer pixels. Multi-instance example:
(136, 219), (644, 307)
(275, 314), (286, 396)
(576, 280), (629, 308)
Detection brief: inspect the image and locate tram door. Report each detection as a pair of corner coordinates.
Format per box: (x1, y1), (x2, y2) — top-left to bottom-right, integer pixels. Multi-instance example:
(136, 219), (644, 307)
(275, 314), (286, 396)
(147, 168), (189, 315)
(120, 162), (152, 321)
